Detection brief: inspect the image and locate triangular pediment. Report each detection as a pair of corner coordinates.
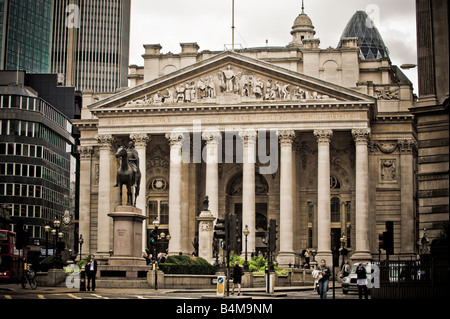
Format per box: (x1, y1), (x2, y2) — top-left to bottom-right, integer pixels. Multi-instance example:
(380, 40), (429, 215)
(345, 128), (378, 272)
(89, 51), (374, 111)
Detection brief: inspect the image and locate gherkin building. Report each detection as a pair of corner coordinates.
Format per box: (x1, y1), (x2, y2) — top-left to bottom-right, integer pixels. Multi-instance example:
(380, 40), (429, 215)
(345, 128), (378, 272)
(338, 10), (390, 60)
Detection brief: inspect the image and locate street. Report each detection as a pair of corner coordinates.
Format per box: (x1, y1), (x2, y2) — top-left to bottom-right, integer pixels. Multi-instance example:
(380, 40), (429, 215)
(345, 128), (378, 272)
(0, 283), (364, 300)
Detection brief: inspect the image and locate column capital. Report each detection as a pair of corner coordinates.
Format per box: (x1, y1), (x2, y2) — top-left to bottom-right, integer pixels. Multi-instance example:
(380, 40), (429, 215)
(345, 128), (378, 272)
(96, 134), (115, 150)
(352, 128), (371, 144)
(239, 129), (257, 145)
(202, 131), (221, 144)
(165, 132), (184, 147)
(313, 129), (333, 144)
(78, 145), (93, 159)
(277, 130), (295, 146)
(398, 138), (418, 154)
(130, 133), (150, 147)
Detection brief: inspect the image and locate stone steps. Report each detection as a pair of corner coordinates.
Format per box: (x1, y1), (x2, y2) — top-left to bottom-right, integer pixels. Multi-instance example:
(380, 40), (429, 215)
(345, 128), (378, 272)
(96, 278), (150, 288)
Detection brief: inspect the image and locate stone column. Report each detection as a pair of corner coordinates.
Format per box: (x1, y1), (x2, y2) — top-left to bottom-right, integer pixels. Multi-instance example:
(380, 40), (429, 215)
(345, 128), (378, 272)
(314, 129), (333, 264)
(96, 134), (115, 258)
(277, 130), (296, 266)
(196, 210), (216, 264)
(399, 139), (417, 256)
(351, 128), (372, 261)
(202, 131), (221, 219)
(166, 132), (184, 255)
(130, 133), (150, 253)
(239, 129), (257, 259)
(78, 145), (93, 258)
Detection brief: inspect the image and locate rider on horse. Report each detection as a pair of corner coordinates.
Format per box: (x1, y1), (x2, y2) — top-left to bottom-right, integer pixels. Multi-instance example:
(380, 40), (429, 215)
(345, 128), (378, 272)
(114, 141), (139, 188)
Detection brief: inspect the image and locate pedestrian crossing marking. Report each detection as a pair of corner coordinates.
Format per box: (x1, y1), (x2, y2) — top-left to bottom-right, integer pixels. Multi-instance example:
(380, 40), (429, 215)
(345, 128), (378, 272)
(38, 294), (45, 299)
(67, 293), (82, 299)
(4, 295), (12, 299)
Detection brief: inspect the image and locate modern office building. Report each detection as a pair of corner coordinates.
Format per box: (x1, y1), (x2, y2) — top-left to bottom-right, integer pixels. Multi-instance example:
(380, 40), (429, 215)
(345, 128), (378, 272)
(0, 70), (77, 257)
(51, 0), (131, 93)
(0, 0), (53, 73)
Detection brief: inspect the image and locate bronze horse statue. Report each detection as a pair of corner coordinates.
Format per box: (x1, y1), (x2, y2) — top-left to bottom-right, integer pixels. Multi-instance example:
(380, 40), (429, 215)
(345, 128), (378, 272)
(115, 145), (141, 206)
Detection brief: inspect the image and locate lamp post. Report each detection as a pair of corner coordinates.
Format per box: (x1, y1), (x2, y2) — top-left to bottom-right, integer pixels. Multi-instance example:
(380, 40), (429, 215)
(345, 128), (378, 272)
(51, 229), (57, 268)
(340, 234), (347, 267)
(44, 225), (51, 258)
(152, 219), (160, 262)
(243, 225), (250, 271)
(78, 235), (84, 261)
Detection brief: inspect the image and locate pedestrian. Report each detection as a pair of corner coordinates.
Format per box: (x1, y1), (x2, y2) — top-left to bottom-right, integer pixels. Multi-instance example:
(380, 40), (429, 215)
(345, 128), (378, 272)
(341, 260), (350, 278)
(356, 262), (369, 299)
(143, 252), (150, 265)
(231, 261), (244, 296)
(86, 253), (97, 292)
(317, 259), (331, 299)
(304, 249), (310, 265)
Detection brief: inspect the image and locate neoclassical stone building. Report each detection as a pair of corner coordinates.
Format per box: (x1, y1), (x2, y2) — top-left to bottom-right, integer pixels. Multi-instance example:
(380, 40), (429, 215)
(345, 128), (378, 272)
(75, 8), (419, 265)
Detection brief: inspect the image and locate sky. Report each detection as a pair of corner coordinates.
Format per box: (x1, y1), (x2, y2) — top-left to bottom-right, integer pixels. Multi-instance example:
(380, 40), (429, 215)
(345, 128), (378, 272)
(129, 0), (418, 93)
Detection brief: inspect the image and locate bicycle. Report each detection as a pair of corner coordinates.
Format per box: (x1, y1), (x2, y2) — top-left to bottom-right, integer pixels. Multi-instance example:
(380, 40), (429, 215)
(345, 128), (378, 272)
(21, 264), (37, 290)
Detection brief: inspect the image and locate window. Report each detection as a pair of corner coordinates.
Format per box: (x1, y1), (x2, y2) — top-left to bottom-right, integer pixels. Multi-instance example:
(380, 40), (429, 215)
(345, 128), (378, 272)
(148, 198), (169, 227)
(331, 197), (340, 223)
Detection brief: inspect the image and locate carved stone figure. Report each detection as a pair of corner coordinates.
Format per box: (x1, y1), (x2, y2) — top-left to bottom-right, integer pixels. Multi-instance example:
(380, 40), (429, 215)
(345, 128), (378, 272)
(202, 196), (209, 211)
(381, 159), (396, 181)
(220, 65), (236, 93)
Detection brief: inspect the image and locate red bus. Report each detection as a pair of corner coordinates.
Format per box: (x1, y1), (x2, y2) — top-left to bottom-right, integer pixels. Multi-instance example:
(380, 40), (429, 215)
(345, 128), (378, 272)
(0, 230), (20, 282)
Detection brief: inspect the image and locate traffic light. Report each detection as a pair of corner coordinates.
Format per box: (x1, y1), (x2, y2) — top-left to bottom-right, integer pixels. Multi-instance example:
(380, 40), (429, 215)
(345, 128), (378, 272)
(268, 219), (277, 252)
(378, 232), (385, 250)
(15, 220), (28, 250)
(214, 216), (228, 249)
(149, 228), (158, 245)
(384, 221), (394, 256)
(378, 221), (394, 256)
(228, 215), (238, 252)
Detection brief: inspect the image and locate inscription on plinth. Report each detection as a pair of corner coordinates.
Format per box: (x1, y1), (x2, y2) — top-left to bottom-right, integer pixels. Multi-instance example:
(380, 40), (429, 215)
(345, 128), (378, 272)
(108, 205), (147, 266)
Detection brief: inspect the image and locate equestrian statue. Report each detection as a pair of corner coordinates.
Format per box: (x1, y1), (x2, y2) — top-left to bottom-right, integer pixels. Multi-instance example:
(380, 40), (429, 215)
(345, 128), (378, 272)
(114, 141), (141, 206)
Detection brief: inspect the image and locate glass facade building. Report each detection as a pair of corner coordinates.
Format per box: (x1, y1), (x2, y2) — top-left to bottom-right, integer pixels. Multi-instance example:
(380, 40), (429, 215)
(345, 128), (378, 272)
(0, 75), (75, 254)
(52, 0), (131, 92)
(0, 0), (53, 73)
(337, 10), (390, 61)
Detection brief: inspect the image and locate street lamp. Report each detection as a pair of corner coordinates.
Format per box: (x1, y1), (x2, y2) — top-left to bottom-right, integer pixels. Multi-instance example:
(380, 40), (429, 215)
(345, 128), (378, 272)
(44, 225), (51, 258)
(78, 235), (84, 261)
(243, 225), (250, 271)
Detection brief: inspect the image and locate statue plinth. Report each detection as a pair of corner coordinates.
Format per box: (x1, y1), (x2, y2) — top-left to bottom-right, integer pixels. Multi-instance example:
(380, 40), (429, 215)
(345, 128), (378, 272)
(196, 210), (216, 264)
(108, 205), (147, 266)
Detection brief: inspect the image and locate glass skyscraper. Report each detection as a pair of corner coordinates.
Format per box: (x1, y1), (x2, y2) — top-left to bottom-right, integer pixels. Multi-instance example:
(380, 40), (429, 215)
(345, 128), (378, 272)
(52, 0), (131, 93)
(337, 10), (390, 61)
(0, 0), (53, 73)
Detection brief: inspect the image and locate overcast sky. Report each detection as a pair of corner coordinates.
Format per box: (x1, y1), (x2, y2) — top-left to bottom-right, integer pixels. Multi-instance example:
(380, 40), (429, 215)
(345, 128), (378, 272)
(129, 0), (418, 93)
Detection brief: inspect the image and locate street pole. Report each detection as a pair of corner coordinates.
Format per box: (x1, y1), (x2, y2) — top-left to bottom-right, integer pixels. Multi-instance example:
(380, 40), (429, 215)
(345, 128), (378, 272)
(331, 232), (335, 300)
(226, 211), (230, 297)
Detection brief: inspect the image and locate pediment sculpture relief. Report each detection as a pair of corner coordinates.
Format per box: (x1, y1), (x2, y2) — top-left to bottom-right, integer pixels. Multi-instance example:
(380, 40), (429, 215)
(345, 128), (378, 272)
(123, 64), (335, 107)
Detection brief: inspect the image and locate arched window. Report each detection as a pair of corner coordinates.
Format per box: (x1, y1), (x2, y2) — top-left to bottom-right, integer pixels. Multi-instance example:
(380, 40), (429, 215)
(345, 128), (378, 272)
(330, 176), (341, 189)
(331, 197), (340, 223)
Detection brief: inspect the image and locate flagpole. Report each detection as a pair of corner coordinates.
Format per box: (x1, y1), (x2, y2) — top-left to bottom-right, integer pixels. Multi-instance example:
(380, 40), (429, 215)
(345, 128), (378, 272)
(232, 0), (235, 51)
